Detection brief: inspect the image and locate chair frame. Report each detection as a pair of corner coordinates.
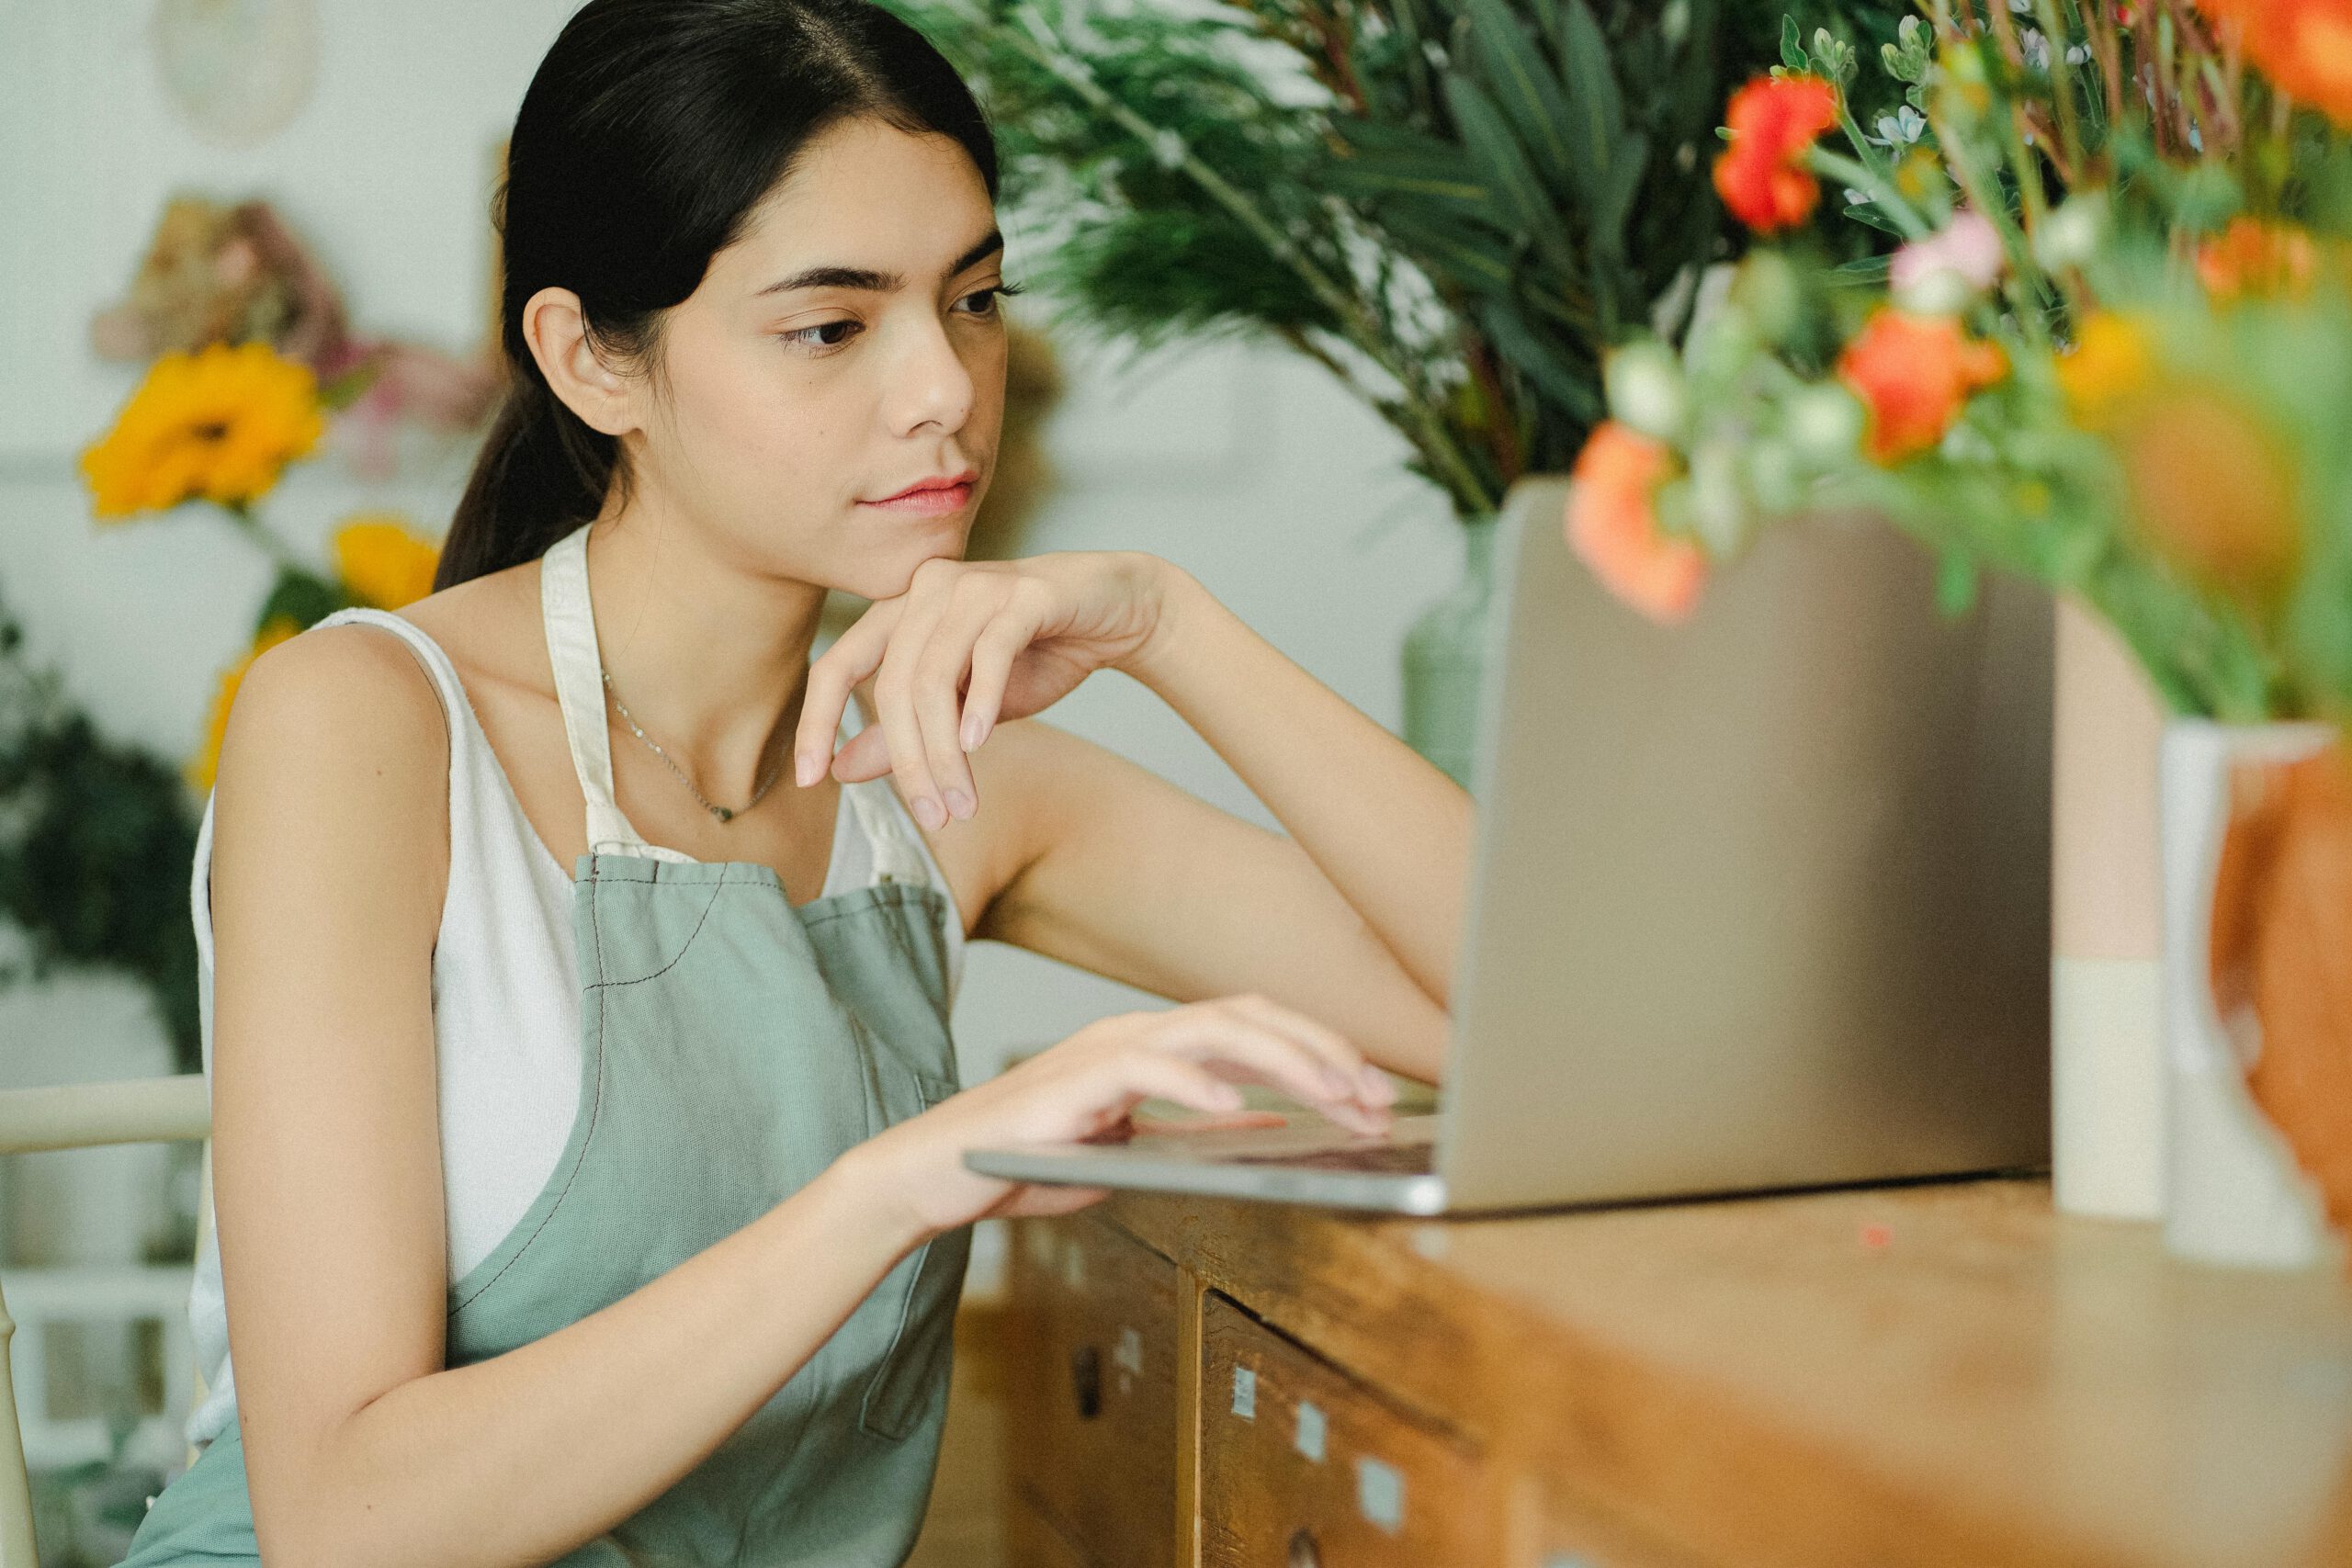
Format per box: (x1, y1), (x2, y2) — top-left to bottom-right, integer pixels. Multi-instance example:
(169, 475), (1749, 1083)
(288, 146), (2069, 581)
(0, 1074), (211, 1568)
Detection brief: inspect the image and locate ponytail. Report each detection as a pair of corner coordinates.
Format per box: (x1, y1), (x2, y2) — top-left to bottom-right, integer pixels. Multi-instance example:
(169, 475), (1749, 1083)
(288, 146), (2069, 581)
(437, 372), (626, 590)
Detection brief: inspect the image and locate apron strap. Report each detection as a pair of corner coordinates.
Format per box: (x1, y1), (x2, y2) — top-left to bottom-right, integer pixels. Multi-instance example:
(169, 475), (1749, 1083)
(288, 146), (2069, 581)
(541, 522), (686, 861)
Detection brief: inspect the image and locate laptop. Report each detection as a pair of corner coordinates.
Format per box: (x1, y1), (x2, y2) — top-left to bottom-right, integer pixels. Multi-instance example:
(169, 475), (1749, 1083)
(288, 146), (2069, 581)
(963, 476), (2055, 1214)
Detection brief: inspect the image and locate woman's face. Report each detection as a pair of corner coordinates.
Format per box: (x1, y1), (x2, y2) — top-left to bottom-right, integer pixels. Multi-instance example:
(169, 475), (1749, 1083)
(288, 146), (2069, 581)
(625, 115), (1010, 600)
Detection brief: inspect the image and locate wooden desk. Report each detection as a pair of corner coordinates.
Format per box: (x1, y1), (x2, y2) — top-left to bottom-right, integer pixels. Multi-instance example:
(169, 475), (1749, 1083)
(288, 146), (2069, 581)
(997, 1172), (2352, 1567)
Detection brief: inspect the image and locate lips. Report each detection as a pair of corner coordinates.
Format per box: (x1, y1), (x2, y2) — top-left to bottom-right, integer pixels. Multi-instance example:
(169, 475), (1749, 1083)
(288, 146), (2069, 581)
(869, 468), (978, 503)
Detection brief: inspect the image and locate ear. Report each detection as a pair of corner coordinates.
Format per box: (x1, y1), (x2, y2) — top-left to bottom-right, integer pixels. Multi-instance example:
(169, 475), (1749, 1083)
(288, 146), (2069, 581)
(519, 285), (639, 436)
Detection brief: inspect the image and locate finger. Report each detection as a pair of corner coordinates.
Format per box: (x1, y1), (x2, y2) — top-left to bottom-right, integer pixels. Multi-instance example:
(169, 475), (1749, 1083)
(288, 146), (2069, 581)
(910, 582), (1008, 819)
(1088, 1048), (1248, 1119)
(797, 600), (900, 786)
(1219, 993), (1396, 1106)
(829, 721), (892, 784)
(871, 592), (957, 828)
(962, 586), (1050, 753)
(1148, 1005), (1391, 1130)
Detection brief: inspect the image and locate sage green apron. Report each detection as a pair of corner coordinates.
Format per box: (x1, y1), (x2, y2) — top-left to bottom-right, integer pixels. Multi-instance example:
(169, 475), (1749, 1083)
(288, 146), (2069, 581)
(122, 520), (970, 1566)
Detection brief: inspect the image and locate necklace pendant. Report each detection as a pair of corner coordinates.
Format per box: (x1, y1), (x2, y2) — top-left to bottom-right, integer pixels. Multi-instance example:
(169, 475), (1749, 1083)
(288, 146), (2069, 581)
(710, 805), (733, 823)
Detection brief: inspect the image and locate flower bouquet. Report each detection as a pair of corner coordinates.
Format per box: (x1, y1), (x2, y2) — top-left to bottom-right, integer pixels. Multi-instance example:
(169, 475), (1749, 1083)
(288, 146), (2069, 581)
(1559, 0), (2352, 1266)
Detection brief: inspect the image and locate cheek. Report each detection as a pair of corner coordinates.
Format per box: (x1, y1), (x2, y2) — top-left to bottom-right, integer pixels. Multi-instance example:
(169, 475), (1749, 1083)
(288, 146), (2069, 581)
(672, 349), (833, 479)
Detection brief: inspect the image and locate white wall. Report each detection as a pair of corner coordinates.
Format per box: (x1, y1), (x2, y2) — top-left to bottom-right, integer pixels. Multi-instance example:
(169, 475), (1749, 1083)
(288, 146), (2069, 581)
(0, 1), (1461, 1291)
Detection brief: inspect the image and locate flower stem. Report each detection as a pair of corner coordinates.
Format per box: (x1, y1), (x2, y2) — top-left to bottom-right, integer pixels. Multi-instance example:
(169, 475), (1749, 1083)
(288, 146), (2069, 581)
(1809, 148), (1935, 241)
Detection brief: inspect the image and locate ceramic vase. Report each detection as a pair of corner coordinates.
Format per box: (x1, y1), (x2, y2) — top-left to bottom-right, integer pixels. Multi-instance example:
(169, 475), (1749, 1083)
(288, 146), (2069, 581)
(1401, 509), (1502, 792)
(2158, 716), (2345, 1269)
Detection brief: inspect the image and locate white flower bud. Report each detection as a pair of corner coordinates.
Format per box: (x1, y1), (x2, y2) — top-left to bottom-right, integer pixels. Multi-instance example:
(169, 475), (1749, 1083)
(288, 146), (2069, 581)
(1603, 340), (1689, 442)
(1782, 381), (1865, 464)
(2033, 192), (2107, 271)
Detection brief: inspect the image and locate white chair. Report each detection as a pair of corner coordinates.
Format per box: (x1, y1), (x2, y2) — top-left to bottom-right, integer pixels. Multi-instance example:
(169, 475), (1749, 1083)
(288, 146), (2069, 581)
(0, 1075), (211, 1568)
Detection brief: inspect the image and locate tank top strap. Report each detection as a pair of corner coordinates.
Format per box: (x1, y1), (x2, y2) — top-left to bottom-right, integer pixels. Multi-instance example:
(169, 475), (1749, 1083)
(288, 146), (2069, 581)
(311, 605), (472, 739)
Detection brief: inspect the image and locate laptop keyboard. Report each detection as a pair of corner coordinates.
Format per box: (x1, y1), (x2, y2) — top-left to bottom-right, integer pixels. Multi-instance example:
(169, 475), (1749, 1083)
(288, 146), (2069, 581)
(1227, 1141), (1438, 1176)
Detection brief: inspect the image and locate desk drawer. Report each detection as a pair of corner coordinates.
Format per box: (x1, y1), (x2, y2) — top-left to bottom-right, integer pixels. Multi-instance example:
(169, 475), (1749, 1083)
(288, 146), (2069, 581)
(1200, 1289), (1498, 1566)
(1003, 1213), (1182, 1567)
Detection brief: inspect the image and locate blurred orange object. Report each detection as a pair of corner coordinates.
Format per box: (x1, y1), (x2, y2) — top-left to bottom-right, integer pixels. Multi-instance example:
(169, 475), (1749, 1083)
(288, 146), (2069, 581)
(1836, 309), (2007, 462)
(2209, 737), (2352, 1271)
(1564, 421), (1706, 624)
(1713, 74), (1841, 233)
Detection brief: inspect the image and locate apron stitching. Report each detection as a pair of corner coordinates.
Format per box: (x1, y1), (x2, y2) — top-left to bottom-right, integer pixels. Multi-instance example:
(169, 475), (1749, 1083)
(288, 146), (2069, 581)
(797, 882), (942, 931)
(584, 872), (729, 991)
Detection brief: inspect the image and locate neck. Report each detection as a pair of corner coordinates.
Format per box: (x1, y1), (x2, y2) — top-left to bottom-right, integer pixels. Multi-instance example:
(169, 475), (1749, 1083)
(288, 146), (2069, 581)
(580, 507), (834, 802)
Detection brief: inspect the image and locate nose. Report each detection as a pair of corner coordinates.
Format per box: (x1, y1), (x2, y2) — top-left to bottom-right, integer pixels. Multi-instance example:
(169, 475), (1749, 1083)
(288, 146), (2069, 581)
(891, 310), (978, 436)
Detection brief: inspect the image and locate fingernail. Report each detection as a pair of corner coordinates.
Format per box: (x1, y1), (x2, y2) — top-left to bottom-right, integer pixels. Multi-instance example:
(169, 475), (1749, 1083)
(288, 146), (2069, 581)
(944, 787), (974, 819)
(795, 752), (816, 787)
(1359, 1064), (1393, 1101)
(913, 795), (946, 829)
(961, 716), (981, 750)
(1324, 1067), (1355, 1099)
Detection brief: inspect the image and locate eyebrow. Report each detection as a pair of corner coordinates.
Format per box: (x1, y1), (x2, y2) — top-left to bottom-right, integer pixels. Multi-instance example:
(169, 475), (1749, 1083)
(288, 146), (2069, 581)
(756, 226), (1006, 296)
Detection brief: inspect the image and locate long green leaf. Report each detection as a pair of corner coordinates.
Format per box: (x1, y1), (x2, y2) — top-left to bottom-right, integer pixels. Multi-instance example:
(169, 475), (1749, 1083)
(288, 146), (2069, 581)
(1325, 118), (1492, 211)
(1556, 0), (1626, 210)
(1382, 204), (1525, 293)
(1462, 0), (1576, 194)
(1477, 295), (1601, 421)
(1442, 74), (1569, 265)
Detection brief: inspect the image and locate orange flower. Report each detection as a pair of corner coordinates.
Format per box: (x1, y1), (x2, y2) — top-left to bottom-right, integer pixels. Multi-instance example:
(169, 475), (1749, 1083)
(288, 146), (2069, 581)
(2196, 216), (2322, 299)
(1564, 423), (1707, 624)
(2198, 0), (2352, 129)
(2116, 383), (2302, 609)
(1713, 74), (1843, 233)
(187, 615), (302, 793)
(1835, 310), (2009, 462)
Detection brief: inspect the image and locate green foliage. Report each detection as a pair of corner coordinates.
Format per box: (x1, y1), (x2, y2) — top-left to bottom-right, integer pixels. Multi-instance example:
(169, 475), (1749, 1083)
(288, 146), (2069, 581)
(887, 0), (1911, 519)
(0, 604), (202, 1074)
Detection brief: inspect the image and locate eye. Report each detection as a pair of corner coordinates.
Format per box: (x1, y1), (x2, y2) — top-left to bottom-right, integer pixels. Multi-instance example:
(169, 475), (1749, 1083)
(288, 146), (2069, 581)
(779, 319), (862, 353)
(956, 278), (1028, 319)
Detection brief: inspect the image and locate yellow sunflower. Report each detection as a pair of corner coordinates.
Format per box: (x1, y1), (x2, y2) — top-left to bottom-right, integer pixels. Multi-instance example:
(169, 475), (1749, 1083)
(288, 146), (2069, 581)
(334, 513), (442, 608)
(186, 615), (303, 793)
(81, 340), (325, 521)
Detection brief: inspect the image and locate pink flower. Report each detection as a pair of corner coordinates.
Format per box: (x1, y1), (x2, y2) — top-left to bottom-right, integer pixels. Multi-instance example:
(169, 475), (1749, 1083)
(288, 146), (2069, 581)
(1890, 210), (2006, 309)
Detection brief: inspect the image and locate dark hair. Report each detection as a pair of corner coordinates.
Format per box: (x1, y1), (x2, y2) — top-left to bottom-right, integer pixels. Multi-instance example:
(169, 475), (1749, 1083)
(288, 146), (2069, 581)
(437, 0), (1000, 589)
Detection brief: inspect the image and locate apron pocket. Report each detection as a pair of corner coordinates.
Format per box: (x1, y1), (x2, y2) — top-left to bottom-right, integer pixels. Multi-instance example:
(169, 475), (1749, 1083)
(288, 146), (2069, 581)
(859, 1068), (972, 1442)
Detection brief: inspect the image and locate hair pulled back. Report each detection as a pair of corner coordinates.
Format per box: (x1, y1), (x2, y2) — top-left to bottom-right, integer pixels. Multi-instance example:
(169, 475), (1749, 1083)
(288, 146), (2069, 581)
(438, 0), (999, 589)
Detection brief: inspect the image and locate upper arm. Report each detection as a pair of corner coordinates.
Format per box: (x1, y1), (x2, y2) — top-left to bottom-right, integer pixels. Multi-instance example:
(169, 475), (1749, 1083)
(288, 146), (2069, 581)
(206, 623), (454, 1548)
(968, 718), (1449, 1085)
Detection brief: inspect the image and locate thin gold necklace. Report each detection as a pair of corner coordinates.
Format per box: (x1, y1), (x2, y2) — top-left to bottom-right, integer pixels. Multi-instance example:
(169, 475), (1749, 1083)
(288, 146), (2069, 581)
(601, 669), (786, 824)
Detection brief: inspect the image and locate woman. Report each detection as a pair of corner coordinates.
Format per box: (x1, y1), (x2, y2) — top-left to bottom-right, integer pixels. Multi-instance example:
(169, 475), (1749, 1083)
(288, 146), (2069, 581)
(121, 0), (1466, 1562)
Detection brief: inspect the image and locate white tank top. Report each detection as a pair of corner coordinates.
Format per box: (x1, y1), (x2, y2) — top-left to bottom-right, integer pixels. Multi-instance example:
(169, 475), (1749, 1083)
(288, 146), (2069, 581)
(181, 606), (966, 1450)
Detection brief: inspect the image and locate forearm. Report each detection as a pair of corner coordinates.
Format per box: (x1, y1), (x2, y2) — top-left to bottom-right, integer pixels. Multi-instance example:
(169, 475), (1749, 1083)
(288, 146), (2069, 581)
(267, 1148), (923, 1568)
(1124, 561), (1474, 1010)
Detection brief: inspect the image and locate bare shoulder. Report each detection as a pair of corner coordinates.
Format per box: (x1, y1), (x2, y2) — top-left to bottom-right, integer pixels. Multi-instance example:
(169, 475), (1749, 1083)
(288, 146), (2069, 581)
(214, 618), (455, 941)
